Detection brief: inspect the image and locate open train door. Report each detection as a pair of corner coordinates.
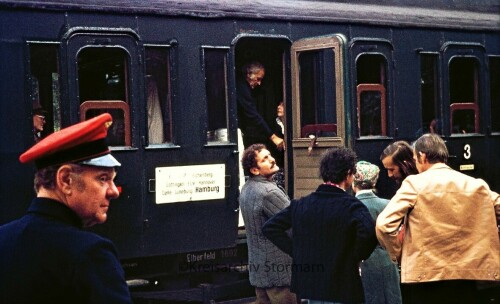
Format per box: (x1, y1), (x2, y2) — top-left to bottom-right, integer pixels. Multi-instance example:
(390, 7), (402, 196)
(290, 34), (349, 199)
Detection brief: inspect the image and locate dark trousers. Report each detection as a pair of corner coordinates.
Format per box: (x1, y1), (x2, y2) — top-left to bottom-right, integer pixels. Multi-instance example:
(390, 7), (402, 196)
(402, 280), (478, 304)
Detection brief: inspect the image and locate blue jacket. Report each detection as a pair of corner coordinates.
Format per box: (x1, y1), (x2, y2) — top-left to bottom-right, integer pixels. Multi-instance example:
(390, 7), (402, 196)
(263, 184), (377, 303)
(0, 198), (132, 304)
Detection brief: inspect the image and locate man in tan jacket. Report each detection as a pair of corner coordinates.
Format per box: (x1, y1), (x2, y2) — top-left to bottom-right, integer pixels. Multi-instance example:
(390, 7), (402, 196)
(376, 133), (500, 304)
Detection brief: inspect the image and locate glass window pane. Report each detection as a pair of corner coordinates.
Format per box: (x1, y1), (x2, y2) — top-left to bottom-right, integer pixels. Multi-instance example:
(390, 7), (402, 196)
(78, 48), (127, 102)
(29, 43), (60, 142)
(359, 91), (382, 136)
(298, 49), (337, 137)
(452, 109), (476, 134)
(420, 54), (441, 135)
(84, 108), (127, 146)
(450, 57), (478, 103)
(356, 54), (385, 85)
(449, 57), (480, 134)
(203, 48), (228, 143)
(78, 47), (129, 146)
(490, 57), (500, 132)
(145, 47), (172, 144)
(356, 54), (387, 137)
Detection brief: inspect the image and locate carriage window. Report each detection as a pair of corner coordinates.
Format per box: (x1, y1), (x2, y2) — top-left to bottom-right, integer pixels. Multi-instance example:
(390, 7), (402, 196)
(297, 49), (337, 138)
(145, 46), (173, 144)
(29, 43), (61, 142)
(356, 54), (387, 137)
(357, 84), (386, 136)
(203, 48), (229, 143)
(449, 57), (480, 134)
(420, 54), (441, 135)
(78, 47), (130, 146)
(490, 57), (500, 133)
(80, 101), (130, 146)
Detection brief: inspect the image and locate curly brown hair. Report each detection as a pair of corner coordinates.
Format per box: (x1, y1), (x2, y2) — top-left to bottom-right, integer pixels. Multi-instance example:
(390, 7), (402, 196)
(241, 143), (266, 177)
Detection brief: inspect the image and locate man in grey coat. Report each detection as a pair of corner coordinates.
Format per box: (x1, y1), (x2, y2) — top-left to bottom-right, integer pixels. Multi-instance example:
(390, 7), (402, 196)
(240, 143), (296, 304)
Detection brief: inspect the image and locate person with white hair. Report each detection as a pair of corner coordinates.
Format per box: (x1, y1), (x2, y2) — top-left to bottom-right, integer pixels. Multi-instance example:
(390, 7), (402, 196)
(376, 133), (500, 304)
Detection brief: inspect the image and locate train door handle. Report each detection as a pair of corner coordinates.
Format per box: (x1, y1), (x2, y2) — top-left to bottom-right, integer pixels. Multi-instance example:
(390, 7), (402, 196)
(308, 134), (317, 156)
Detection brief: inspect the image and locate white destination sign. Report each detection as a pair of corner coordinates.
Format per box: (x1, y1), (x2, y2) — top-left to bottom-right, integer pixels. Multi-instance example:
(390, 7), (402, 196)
(155, 164), (225, 204)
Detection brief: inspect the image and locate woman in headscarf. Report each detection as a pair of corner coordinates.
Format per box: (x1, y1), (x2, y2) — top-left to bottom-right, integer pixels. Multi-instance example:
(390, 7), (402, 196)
(352, 161), (402, 304)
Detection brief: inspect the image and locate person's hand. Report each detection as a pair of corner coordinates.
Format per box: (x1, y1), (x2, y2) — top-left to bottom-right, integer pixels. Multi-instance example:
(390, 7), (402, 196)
(271, 134), (285, 151)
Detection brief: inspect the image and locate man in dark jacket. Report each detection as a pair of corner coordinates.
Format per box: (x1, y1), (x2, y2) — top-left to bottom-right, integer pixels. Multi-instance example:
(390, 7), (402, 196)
(263, 147), (377, 304)
(0, 113), (132, 304)
(237, 61), (284, 151)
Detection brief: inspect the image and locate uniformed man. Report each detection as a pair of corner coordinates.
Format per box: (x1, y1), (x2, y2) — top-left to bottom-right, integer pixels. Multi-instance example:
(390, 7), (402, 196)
(0, 113), (132, 304)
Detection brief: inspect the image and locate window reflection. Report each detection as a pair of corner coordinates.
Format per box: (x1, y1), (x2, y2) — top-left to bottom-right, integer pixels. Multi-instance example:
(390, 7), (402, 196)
(297, 49), (337, 138)
(420, 54), (441, 136)
(449, 57), (480, 134)
(78, 47), (130, 146)
(359, 90), (382, 136)
(29, 43), (60, 141)
(145, 46), (172, 144)
(356, 54), (387, 137)
(78, 48), (127, 103)
(489, 57), (499, 132)
(203, 48), (229, 143)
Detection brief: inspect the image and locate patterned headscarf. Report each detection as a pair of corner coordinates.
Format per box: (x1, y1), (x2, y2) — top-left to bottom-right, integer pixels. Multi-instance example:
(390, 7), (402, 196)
(353, 161), (380, 189)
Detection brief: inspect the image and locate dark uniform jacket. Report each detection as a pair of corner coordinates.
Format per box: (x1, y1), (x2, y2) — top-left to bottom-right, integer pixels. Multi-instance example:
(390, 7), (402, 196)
(263, 184), (377, 303)
(0, 198), (132, 304)
(236, 77), (274, 147)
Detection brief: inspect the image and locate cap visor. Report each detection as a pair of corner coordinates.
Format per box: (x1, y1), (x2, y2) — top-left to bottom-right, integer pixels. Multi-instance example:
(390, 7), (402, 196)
(79, 154), (121, 167)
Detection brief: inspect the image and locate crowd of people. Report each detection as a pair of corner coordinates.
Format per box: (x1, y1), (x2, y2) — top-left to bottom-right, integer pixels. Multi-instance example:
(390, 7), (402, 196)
(0, 58), (498, 304)
(235, 59), (498, 304)
(239, 136), (499, 304)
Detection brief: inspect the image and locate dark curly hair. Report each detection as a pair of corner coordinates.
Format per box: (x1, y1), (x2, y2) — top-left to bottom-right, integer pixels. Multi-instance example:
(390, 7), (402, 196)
(320, 147), (357, 183)
(241, 143), (266, 177)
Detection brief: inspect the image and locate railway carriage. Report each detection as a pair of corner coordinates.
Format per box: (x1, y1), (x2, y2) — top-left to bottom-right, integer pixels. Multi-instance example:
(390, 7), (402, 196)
(1, 0), (499, 302)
